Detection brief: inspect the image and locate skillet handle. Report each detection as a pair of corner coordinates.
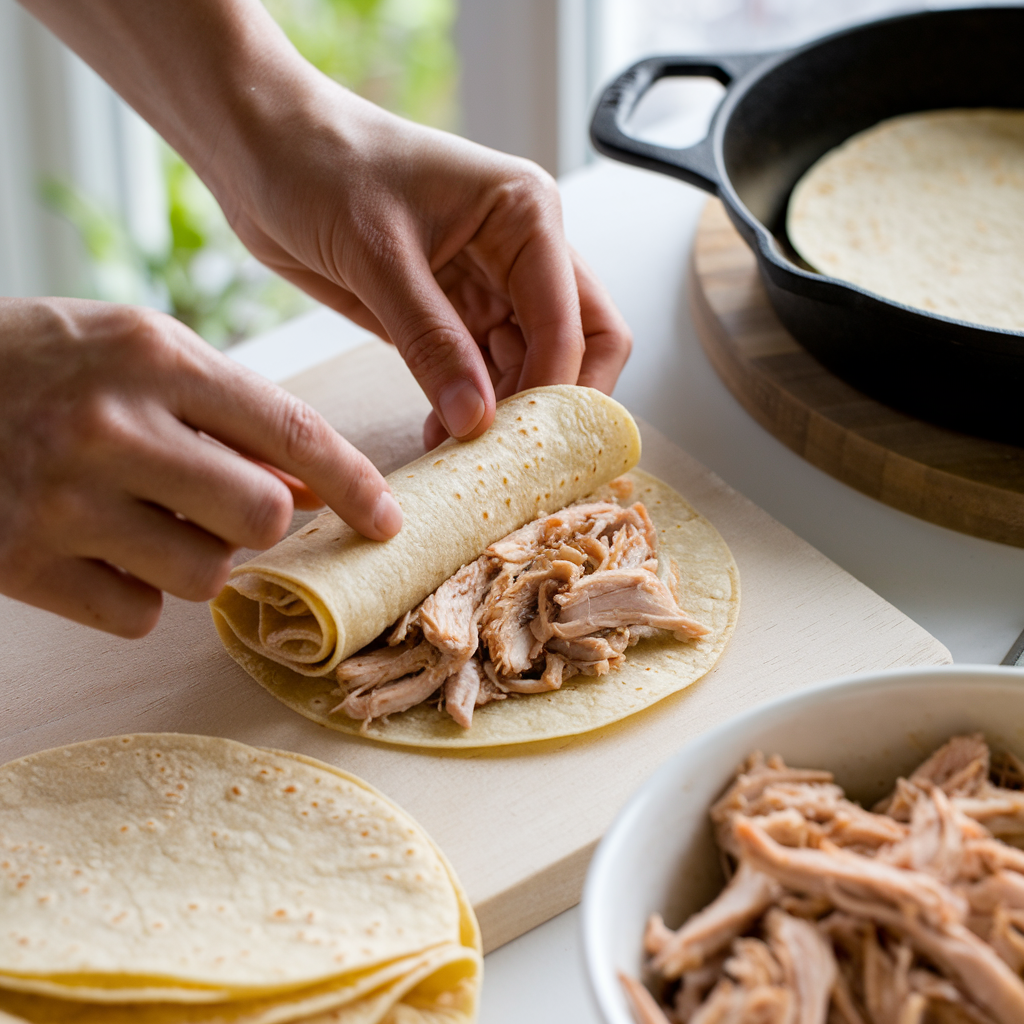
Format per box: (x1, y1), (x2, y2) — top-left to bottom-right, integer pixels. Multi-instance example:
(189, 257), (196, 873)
(589, 53), (771, 194)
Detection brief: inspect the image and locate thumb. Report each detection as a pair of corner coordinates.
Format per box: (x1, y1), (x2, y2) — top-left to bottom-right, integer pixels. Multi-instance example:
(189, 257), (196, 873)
(363, 249), (496, 440)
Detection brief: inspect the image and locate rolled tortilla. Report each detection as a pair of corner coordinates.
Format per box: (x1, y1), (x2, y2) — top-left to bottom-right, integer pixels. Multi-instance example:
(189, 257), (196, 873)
(211, 386), (642, 677)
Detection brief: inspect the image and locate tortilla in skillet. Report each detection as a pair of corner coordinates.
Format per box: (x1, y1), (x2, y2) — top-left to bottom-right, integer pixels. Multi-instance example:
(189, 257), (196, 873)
(788, 109), (1024, 331)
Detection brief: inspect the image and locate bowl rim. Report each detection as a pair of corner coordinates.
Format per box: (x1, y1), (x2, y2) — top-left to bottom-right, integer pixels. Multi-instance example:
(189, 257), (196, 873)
(579, 663), (1024, 1024)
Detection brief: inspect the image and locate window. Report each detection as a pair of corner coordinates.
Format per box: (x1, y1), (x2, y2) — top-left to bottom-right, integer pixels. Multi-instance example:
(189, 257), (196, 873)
(3, 0), (1011, 332)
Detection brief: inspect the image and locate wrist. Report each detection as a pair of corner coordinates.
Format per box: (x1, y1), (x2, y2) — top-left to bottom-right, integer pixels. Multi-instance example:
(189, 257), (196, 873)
(201, 60), (370, 222)
(21, 0), (346, 217)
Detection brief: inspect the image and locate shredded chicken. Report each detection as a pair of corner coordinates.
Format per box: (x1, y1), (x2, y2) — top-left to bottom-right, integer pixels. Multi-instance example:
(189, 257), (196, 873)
(330, 489), (710, 730)
(620, 970), (674, 1024)
(629, 735), (1024, 1024)
(443, 659), (483, 729)
(551, 569), (710, 641)
(649, 861), (780, 978)
(765, 908), (836, 1024)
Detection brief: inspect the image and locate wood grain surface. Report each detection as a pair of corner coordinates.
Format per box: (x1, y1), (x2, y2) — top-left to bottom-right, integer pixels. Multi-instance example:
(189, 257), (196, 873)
(0, 340), (951, 952)
(691, 198), (1024, 548)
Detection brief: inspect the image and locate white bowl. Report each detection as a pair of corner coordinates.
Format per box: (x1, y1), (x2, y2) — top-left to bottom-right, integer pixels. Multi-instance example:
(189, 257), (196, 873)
(580, 664), (1024, 1024)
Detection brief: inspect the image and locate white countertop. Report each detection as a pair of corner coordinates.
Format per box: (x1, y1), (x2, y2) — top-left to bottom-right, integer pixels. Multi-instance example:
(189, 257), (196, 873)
(230, 149), (1024, 1024)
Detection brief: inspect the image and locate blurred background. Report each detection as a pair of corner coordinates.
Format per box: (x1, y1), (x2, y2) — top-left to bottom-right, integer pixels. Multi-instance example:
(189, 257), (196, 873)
(0, 0), (975, 347)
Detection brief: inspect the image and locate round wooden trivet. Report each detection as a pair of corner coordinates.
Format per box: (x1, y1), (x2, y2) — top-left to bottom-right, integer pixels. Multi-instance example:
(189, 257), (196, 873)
(690, 199), (1024, 548)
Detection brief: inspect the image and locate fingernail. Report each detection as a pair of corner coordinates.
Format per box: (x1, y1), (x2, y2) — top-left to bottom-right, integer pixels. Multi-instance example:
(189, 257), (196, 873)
(373, 491), (403, 538)
(438, 379), (485, 439)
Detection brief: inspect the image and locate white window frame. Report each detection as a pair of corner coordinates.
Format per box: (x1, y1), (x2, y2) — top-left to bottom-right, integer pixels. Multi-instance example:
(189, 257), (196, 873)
(456, 0), (600, 178)
(0, 0), (164, 298)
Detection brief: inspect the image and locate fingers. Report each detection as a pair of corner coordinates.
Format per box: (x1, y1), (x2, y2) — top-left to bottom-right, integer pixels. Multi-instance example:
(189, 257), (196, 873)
(496, 183), (629, 397)
(506, 229), (585, 393)
(422, 321), (519, 449)
(423, 411), (448, 452)
(487, 321), (527, 400)
(469, 247), (631, 403)
(117, 417), (297, 551)
(13, 556), (163, 639)
(571, 250), (633, 394)
(256, 463), (325, 512)
(71, 493), (235, 602)
(468, 164), (583, 391)
(422, 252), (629, 448)
(365, 246), (497, 441)
(173, 346), (402, 541)
(0, 297), (403, 642)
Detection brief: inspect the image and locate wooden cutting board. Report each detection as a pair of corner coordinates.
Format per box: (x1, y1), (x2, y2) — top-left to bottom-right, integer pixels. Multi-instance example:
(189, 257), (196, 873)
(0, 340), (950, 953)
(692, 198), (1024, 548)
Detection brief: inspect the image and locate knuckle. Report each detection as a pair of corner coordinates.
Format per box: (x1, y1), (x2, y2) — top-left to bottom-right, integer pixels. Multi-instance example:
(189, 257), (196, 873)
(129, 311), (191, 371)
(399, 323), (462, 381)
(22, 390), (121, 476)
(338, 462), (381, 517)
(496, 160), (561, 218)
(279, 397), (327, 469)
(49, 395), (141, 476)
(585, 311), (634, 364)
(512, 156), (557, 191)
(91, 305), (164, 361)
(126, 305), (174, 346)
(128, 309), (169, 356)
(24, 297), (79, 344)
(73, 393), (131, 450)
(112, 306), (206, 380)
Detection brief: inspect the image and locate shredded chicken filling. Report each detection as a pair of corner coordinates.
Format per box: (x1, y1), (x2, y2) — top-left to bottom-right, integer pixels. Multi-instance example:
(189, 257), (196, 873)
(330, 488), (710, 731)
(624, 734), (1024, 1024)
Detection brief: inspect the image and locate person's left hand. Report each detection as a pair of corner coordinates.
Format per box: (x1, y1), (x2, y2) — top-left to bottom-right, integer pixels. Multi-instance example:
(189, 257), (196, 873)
(212, 83), (633, 449)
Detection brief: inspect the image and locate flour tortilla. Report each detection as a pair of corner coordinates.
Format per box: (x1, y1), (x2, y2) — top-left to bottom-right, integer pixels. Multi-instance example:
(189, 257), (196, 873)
(0, 735), (476, 1003)
(215, 469), (739, 748)
(211, 386), (642, 678)
(299, 947), (480, 1024)
(788, 109), (1024, 331)
(0, 945), (481, 1024)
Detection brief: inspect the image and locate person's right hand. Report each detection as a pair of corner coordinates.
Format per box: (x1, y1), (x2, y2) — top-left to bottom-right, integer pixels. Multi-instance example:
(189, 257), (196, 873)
(0, 297), (402, 638)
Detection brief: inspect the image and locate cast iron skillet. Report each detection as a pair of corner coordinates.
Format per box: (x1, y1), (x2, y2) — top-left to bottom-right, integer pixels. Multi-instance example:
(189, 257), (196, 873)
(590, 6), (1024, 445)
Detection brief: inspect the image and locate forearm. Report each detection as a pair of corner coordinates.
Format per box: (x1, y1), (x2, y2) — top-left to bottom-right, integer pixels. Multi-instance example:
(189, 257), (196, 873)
(18, 0), (328, 202)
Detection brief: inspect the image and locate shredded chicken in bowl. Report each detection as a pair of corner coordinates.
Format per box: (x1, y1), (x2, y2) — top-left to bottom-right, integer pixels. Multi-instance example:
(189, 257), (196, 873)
(331, 481), (710, 731)
(623, 734), (1024, 1024)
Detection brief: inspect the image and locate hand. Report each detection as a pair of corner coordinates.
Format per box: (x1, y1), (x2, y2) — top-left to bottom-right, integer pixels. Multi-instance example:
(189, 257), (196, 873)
(219, 88), (633, 449)
(0, 298), (401, 637)
(22, 0), (632, 450)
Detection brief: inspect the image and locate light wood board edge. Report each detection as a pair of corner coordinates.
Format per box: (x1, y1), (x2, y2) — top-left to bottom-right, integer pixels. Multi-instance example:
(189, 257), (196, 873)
(690, 199), (1024, 548)
(476, 842), (597, 953)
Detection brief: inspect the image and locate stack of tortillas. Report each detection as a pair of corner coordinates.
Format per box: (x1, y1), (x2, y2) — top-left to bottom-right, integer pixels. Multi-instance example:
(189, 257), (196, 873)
(0, 734), (481, 1023)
